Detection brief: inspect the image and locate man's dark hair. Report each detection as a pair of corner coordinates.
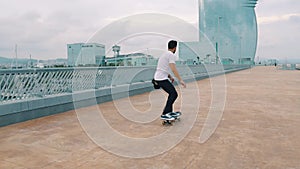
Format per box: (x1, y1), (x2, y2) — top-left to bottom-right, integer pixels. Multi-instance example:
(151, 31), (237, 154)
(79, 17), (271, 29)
(168, 40), (177, 49)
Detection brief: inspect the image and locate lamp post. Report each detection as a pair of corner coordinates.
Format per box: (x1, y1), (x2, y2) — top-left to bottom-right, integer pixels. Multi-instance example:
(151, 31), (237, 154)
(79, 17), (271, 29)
(14, 44), (18, 69)
(216, 16), (222, 64)
(239, 36), (242, 64)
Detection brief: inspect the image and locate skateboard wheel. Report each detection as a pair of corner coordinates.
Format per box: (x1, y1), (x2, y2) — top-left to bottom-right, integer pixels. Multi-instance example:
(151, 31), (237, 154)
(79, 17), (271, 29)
(167, 120), (173, 125)
(162, 120), (174, 125)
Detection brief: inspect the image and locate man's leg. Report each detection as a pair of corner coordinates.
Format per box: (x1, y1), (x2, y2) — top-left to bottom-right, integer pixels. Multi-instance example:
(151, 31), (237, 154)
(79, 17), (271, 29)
(157, 80), (178, 114)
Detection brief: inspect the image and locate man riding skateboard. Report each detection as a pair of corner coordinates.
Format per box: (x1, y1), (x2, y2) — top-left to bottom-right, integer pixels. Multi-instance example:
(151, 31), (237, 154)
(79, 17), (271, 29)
(153, 40), (186, 121)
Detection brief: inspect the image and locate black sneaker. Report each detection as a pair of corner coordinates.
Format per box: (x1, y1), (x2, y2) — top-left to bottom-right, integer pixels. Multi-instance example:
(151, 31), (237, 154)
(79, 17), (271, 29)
(160, 114), (175, 120)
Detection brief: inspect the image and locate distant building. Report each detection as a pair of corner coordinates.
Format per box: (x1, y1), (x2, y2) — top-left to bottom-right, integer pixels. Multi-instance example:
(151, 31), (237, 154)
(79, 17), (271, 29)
(112, 45), (121, 58)
(267, 59), (278, 65)
(67, 43), (105, 66)
(178, 0), (258, 65)
(178, 41), (216, 65)
(179, 42), (201, 65)
(105, 45), (157, 66)
(199, 0), (258, 64)
(221, 58), (235, 65)
(105, 53), (157, 66)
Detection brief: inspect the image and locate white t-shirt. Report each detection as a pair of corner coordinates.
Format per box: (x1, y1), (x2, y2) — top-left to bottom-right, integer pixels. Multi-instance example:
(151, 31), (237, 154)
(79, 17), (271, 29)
(154, 51), (176, 81)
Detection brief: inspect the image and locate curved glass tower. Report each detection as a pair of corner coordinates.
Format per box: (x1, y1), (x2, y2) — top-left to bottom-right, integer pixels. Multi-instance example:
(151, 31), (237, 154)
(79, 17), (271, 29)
(199, 0), (258, 64)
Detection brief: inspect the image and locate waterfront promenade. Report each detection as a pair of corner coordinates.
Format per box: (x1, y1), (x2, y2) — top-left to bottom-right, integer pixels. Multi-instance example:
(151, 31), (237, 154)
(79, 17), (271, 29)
(0, 66), (299, 169)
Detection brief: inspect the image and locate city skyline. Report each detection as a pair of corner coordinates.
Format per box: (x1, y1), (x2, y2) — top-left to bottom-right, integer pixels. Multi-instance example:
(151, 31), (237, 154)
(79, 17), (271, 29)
(0, 0), (299, 62)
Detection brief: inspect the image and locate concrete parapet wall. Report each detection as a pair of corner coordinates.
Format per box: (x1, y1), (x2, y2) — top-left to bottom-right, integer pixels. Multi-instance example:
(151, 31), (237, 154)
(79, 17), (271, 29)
(0, 65), (250, 127)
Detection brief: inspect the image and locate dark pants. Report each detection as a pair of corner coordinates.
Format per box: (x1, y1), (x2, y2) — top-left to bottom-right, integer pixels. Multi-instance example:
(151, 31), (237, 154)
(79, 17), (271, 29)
(156, 79), (178, 115)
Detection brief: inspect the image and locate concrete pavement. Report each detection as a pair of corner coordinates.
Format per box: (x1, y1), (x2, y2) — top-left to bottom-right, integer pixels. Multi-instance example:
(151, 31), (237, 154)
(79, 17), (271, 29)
(0, 66), (299, 169)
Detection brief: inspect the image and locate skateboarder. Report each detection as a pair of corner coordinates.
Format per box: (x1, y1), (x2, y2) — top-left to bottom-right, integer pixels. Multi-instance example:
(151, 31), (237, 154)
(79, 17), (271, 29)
(153, 40), (186, 120)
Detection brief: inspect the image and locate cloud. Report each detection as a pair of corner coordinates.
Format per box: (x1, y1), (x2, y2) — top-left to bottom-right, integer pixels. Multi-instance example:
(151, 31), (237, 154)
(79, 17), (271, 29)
(0, 0), (198, 59)
(256, 12), (300, 59)
(0, 0), (298, 60)
(256, 0), (300, 16)
(255, 0), (300, 59)
(257, 13), (300, 24)
(89, 13), (199, 58)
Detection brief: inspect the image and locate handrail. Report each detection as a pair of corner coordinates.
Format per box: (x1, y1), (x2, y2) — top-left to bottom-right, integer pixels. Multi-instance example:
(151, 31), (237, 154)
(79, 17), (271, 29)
(0, 65), (250, 102)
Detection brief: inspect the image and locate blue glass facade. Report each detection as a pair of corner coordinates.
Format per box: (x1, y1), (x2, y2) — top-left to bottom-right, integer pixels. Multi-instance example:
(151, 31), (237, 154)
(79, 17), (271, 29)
(199, 0), (258, 64)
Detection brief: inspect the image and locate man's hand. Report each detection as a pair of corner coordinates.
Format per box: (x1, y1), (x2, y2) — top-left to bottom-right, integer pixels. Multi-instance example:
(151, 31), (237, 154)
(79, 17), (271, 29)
(180, 80), (186, 88)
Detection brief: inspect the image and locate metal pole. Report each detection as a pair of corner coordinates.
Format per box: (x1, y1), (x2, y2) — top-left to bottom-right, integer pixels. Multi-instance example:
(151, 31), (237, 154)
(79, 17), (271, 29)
(240, 36), (242, 64)
(217, 16), (222, 64)
(29, 54), (32, 68)
(15, 44), (18, 69)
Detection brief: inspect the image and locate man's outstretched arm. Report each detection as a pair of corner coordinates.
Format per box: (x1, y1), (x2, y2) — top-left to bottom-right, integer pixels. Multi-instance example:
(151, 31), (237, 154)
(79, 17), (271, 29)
(169, 63), (186, 88)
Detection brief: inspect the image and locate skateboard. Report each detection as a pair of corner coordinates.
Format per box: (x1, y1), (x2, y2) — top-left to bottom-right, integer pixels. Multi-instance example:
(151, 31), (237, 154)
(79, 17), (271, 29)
(161, 112), (182, 125)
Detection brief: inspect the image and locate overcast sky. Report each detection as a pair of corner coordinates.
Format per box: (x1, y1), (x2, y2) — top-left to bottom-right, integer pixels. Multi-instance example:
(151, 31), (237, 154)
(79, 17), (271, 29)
(0, 0), (299, 61)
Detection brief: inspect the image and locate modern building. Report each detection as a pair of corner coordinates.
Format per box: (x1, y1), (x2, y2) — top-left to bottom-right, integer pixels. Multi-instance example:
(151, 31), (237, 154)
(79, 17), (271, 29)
(67, 43), (105, 66)
(179, 0), (258, 65)
(199, 0), (258, 64)
(179, 41), (217, 64)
